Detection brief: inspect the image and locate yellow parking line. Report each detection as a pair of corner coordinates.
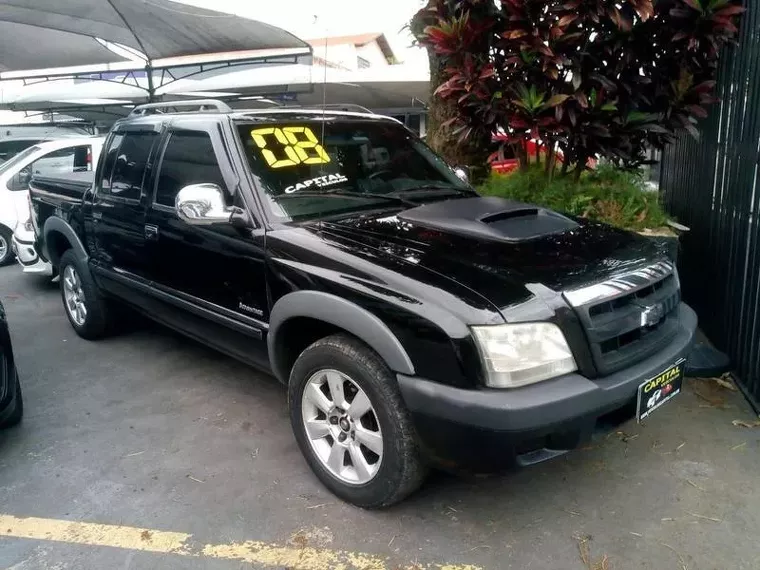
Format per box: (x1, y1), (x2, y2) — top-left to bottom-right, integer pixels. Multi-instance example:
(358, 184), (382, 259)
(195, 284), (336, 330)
(0, 514), (481, 570)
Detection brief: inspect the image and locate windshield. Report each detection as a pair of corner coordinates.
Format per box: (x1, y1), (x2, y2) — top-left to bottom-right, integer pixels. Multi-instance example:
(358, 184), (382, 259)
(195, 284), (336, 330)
(0, 145), (41, 175)
(236, 119), (470, 220)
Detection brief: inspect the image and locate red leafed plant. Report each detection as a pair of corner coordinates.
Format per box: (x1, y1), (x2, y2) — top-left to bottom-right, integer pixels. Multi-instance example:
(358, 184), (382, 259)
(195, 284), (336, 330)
(414, 0), (744, 180)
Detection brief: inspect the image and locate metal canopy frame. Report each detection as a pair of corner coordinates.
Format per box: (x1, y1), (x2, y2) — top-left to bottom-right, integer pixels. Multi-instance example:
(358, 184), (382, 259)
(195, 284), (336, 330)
(12, 51), (313, 102)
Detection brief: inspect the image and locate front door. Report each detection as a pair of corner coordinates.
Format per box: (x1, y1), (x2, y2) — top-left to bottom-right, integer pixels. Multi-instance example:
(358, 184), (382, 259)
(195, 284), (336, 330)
(145, 122), (268, 366)
(90, 128), (159, 284)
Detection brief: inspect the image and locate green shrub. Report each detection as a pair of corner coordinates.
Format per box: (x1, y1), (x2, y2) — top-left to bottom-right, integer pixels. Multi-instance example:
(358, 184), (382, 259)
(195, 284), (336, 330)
(477, 164), (671, 231)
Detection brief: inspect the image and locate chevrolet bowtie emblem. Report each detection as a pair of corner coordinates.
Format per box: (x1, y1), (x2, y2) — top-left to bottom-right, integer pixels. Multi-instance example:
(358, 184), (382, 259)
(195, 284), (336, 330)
(639, 303), (665, 327)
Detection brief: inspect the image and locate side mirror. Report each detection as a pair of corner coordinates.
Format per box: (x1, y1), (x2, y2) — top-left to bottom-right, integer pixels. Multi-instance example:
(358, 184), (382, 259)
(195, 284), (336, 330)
(453, 166), (470, 184)
(175, 183), (233, 225)
(9, 167), (31, 191)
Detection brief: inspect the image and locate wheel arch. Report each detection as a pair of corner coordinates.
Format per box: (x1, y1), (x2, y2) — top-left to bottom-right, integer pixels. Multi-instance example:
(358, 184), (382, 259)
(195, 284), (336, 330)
(43, 217), (88, 269)
(0, 223), (14, 264)
(268, 291), (415, 383)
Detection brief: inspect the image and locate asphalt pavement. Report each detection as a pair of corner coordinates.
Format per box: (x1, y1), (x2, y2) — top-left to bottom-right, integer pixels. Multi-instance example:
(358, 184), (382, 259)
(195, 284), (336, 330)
(1, 265), (759, 570)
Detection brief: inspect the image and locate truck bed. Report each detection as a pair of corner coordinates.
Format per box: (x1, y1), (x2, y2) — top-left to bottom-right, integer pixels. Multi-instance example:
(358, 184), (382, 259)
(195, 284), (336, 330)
(29, 172), (93, 249)
(31, 171), (93, 201)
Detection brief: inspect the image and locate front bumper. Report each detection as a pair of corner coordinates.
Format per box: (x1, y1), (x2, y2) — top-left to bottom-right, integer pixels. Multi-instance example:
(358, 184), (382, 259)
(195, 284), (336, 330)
(12, 234), (52, 274)
(398, 303), (697, 472)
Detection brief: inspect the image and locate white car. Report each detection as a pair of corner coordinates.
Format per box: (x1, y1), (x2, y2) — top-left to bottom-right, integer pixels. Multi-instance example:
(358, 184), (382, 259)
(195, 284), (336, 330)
(12, 216), (50, 275)
(0, 137), (104, 269)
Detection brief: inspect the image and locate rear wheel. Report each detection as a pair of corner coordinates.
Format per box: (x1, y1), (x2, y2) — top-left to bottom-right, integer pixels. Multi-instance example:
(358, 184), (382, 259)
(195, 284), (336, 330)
(288, 334), (426, 508)
(59, 249), (112, 339)
(0, 226), (14, 267)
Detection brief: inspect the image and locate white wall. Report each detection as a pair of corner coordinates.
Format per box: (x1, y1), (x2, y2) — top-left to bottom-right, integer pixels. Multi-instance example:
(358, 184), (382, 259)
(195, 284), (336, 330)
(311, 40), (391, 70)
(311, 43), (358, 70)
(357, 42), (390, 67)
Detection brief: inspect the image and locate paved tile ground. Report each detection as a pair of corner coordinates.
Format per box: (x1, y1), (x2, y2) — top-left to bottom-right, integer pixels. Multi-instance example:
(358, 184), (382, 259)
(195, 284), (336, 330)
(1, 265), (759, 570)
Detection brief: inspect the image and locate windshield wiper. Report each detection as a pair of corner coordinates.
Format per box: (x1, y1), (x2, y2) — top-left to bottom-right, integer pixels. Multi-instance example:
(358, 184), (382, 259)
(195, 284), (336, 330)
(276, 189), (418, 207)
(392, 185), (478, 197)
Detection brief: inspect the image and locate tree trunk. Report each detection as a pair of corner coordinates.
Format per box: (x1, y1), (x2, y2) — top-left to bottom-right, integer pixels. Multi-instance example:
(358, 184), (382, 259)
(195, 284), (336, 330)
(573, 160), (586, 183)
(411, 3), (491, 185)
(518, 140), (529, 171)
(545, 142), (555, 180)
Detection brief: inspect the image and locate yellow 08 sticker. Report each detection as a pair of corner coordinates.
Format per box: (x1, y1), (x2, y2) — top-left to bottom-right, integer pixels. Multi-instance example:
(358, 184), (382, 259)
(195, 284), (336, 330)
(250, 126), (331, 169)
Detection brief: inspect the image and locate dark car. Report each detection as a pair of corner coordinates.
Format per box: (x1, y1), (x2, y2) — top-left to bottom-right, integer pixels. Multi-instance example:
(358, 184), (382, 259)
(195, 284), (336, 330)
(0, 299), (23, 428)
(29, 100), (696, 508)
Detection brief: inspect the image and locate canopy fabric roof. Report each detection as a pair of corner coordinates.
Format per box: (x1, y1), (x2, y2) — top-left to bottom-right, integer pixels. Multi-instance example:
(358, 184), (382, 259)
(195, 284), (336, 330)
(0, 65), (430, 123)
(0, 0), (310, 73)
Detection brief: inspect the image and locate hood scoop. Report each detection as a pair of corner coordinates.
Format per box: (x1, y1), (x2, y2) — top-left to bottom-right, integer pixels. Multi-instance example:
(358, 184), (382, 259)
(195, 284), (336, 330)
(398, 196), (578, 242)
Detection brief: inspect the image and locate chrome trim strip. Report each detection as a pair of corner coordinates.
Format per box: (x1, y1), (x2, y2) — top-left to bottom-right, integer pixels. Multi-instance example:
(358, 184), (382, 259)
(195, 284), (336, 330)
(564, 261), (675, 307)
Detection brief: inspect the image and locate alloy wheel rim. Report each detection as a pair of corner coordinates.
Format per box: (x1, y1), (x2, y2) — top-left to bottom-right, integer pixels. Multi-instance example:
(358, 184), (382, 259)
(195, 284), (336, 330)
(0, 235), (7, 262)
(63, 265), (87, 326)
(301, 368), (384, 485)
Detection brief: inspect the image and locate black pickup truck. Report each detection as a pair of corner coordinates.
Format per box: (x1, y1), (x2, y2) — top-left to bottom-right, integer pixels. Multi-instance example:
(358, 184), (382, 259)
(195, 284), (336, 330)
(29, 100), (697, 507)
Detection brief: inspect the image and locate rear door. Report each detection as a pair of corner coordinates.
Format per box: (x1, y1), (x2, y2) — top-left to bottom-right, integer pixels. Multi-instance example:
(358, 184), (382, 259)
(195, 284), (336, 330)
(90, 127), (159, 284)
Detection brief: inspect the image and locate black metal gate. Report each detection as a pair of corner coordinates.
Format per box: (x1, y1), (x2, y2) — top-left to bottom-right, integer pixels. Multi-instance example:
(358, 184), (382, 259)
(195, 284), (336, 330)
(660, 0), (760, 410)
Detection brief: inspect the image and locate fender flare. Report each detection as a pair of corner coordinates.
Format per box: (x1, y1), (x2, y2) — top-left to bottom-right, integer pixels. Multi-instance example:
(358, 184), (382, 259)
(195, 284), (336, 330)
(0, 209), (16, 232)
(267, 291), (415, 382)
(43, 216), (88, 267)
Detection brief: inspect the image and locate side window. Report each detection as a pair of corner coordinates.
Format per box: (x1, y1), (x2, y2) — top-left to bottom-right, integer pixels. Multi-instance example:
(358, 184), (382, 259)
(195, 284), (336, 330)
(30, 146), (85, 177)
(0, 142), (12, 162)
(109, 131), (158, 200)
(99, 133), (124, 193)
(32, 147), (74, 176)
(0, 140), (39, 162)
(154, 130), (226, 208)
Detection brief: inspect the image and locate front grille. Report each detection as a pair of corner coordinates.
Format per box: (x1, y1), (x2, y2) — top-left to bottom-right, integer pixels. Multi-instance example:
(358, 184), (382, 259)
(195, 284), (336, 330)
(564, 261), (681, 376)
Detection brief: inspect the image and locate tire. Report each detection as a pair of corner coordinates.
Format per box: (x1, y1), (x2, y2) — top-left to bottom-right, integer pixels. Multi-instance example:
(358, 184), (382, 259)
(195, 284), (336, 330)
(59, 249), (112, 339)
(0, 370), (23, 428)
(0, 226), (14, 267)
(288, 334), (427, 508)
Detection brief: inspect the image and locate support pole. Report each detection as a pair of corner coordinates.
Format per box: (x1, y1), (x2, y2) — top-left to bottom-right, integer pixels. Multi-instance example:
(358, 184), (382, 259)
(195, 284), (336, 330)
(146, 63), (155, 102)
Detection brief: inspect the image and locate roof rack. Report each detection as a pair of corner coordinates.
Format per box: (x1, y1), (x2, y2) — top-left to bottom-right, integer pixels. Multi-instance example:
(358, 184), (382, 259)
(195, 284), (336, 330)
(314, 103), (374, 114)
(129, 99), (232, 117)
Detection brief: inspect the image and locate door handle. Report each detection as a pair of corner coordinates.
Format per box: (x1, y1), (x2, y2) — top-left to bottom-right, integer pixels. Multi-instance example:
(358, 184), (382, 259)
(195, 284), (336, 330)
(144, 224), (159, 240)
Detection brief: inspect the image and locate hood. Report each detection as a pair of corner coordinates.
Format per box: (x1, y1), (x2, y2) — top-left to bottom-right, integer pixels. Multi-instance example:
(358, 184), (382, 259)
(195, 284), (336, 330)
(318, 196), (662, 311)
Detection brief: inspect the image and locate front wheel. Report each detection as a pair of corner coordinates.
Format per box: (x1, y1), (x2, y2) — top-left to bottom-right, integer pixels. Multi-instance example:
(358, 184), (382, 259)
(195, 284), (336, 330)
(0, 226), (14, 267)
(59, 249), (112, 339)
(288, 334), (426, 508)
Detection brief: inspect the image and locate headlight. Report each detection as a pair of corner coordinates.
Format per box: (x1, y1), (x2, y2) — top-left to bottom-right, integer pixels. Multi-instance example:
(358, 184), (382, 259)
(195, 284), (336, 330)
(471, 323), (577, 388)
(23, 220), (33, 232)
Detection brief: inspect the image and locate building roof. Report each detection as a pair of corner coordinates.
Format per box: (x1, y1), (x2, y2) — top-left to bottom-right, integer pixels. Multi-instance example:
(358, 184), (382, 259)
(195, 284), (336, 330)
(306, 33), (396, 63)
